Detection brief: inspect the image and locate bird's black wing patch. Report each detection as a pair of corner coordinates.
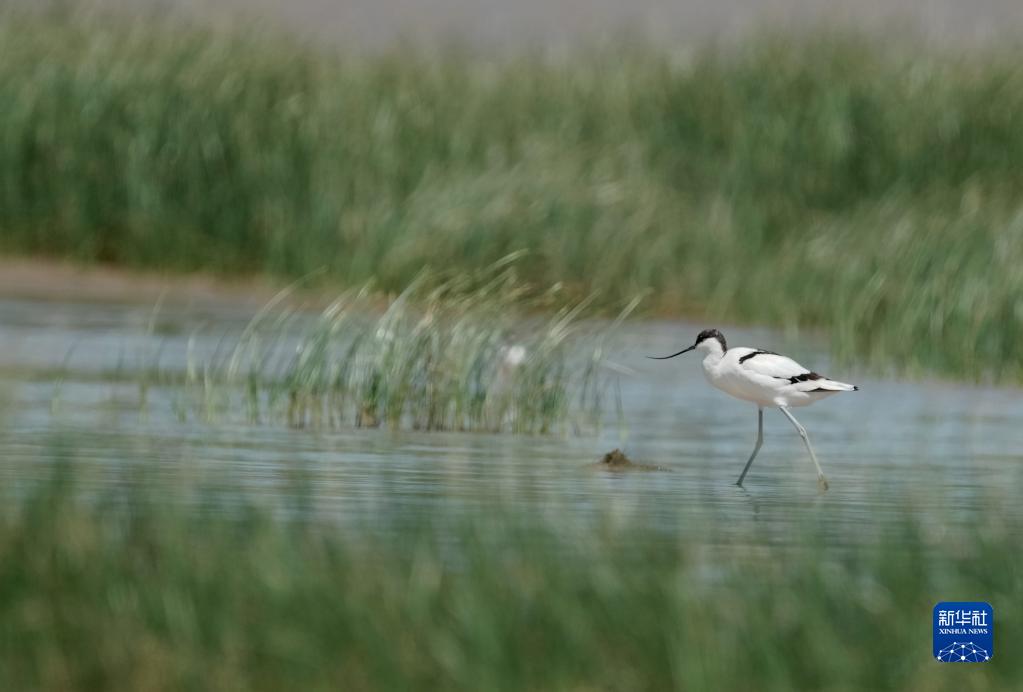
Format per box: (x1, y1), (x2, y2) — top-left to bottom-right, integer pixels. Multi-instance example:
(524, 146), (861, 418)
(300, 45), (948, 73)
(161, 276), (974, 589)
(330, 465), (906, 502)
(738, 350), (776, 364)
(789, 372), (823, 384)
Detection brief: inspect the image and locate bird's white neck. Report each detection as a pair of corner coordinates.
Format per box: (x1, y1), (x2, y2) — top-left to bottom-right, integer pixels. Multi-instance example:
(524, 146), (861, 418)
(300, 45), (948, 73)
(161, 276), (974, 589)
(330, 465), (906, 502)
(695, 339), (726, 376)
(696, 339), (726, 362)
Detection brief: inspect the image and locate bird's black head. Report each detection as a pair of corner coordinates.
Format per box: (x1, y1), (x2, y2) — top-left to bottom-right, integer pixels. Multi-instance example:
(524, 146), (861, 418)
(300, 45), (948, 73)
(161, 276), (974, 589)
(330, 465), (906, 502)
(647, 328), (727, 361)
(695, 329), (727, 352)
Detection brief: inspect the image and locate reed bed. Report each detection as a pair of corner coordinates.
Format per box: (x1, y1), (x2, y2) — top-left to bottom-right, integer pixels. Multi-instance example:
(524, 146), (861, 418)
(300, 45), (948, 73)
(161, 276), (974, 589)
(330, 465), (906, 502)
(169, 263), (636, 434)
(0, 459), (1018, 691)
(1, 11), (1023, 379)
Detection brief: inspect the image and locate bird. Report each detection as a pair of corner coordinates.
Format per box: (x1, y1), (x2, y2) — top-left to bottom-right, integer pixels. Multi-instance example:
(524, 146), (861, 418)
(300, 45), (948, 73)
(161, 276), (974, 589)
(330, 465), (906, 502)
(649, 328), (858, 490)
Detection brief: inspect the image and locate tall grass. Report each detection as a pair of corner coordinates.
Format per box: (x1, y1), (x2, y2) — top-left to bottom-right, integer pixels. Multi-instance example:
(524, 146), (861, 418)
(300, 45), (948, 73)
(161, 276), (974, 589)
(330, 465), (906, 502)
(165, 262), (635, 433)
(1, 11), (1023, 378)
(0, 460), (1019, 690)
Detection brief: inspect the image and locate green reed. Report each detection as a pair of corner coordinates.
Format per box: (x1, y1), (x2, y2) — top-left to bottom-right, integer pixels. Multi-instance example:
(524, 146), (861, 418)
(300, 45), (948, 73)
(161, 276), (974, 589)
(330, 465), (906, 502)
(173, 262), (637, 433)
(0, 457), (1018, 691)
(1, 10), (1023, 379)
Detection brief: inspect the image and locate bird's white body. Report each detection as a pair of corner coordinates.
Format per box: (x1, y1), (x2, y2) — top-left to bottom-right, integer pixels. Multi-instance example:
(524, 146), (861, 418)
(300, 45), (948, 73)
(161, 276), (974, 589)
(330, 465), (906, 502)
(650, 328), (858, 490)
(696, 339), (857, 408)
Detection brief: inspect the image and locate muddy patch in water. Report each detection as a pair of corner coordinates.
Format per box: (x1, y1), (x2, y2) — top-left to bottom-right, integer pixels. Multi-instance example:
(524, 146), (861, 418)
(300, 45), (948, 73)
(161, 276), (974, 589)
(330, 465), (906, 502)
(589, 448), (670, 472)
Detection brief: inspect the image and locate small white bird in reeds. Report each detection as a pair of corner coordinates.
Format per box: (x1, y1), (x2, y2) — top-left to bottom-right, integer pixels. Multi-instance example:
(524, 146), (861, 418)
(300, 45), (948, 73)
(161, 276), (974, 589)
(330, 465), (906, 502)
(650, 329), (858, 490)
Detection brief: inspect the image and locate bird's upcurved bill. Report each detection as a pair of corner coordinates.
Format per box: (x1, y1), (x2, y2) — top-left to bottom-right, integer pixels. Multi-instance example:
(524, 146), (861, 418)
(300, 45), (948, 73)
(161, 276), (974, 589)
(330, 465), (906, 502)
(647, 345), (695, 360)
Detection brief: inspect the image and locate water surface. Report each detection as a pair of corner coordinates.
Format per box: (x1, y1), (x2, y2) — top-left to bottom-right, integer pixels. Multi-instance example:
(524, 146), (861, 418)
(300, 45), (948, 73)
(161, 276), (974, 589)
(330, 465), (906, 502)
(1, 297), (1020, 547)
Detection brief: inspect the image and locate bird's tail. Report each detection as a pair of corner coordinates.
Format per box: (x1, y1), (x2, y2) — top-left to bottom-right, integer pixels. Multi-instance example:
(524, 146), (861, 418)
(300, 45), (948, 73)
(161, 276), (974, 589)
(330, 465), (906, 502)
(814, 379), (858, 392)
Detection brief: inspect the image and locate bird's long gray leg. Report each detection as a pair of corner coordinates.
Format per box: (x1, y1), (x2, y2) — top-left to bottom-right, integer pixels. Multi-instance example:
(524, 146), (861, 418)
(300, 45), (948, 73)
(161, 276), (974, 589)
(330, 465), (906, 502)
(735, 407), (764, 487)
(778, 406), (828, 491)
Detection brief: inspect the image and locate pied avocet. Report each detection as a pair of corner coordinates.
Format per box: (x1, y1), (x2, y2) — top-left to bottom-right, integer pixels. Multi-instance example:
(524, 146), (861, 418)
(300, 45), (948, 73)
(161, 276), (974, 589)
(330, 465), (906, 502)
(650, 329), (858, 490)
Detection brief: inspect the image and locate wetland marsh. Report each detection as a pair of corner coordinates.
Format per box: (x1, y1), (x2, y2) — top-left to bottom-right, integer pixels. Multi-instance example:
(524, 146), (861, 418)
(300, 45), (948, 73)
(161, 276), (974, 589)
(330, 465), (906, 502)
(1, 291), (1021, 689)
(2, 7), (1022, 689)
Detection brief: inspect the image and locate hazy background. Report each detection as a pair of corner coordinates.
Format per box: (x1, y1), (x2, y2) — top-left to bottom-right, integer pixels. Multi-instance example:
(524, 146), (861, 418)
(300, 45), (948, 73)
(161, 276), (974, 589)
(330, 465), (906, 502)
(41, 0), (1023, 47)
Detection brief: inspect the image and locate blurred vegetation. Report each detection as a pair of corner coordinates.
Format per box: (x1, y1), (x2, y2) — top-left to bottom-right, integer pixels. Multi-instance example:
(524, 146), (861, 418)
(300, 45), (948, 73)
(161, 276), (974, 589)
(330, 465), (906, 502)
(0, 460), (1018, 690)
(155, 262), (634, 433)
(1, 11), (1022, 378)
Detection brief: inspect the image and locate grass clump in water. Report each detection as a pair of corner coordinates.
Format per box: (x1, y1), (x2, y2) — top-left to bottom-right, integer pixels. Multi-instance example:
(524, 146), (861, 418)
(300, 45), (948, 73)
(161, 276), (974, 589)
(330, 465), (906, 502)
(180, 261), (637, 434)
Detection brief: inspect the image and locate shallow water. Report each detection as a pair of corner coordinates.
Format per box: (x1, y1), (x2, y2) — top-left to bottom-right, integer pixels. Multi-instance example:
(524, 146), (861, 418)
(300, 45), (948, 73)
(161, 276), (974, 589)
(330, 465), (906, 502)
(1, 296), (1021, 546)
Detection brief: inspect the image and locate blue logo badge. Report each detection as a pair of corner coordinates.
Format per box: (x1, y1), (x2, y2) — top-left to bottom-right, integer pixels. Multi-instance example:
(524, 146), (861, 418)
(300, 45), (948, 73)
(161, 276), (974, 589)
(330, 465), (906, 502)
(933, 602), (993, 662)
